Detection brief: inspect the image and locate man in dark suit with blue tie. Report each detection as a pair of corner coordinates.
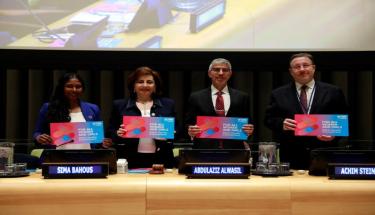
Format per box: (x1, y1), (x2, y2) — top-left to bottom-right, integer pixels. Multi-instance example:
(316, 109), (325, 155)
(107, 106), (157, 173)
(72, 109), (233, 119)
(264, 53), (348, 169)
(186, 58), (254, 149)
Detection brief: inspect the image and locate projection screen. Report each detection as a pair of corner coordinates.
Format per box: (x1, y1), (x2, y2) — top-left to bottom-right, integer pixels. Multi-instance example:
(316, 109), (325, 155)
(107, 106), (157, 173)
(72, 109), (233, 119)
(0, 0), (374, 51)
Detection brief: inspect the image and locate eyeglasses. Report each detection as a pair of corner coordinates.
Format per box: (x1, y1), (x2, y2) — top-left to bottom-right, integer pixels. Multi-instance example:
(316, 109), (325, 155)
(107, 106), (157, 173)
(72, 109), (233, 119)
(291, 64), (313, 70)
(211, 68), (231, 73)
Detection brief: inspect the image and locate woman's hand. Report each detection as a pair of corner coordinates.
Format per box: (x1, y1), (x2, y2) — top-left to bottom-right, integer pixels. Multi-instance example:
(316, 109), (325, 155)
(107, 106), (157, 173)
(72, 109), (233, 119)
(117, 124), (127, 138)
(102, 138), (113, 148)
(242, 124), (254, 136)
(36, 134), (53, 145)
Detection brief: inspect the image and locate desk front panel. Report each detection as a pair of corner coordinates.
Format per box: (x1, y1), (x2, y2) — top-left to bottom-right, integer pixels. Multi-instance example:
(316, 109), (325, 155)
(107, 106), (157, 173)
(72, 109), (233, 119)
(1, 172), (375, 215)
(0, 174), (146, 215)
(146, 174), (291, 215)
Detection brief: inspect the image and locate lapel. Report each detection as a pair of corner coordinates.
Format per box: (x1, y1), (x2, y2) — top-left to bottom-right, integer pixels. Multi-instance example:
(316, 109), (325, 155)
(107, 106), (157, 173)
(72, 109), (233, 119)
(205, 88), (217, 115)
(80, 101), (94, 121)
(226, 87), (235, 116)
(309, 81), (326, 114)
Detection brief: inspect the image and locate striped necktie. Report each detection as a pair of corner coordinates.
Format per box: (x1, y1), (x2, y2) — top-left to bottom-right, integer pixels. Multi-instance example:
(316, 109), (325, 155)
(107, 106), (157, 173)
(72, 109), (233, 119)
(300, 85), (308, 113)
(215, 91), (225, 116)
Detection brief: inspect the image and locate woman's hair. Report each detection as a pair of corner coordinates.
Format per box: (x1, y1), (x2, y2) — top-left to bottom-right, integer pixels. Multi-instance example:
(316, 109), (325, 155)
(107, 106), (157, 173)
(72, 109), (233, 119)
(127, 66), (163, 99)
(46, 72), (85, 122)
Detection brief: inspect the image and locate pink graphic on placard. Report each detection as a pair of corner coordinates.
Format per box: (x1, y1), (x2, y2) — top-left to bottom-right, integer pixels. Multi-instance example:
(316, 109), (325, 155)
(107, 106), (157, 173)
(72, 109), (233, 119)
(50, 123), (75, 146)
(123, 116), (148, 138)
(295, 115), (320, 136)
(196, 117), (221, 138)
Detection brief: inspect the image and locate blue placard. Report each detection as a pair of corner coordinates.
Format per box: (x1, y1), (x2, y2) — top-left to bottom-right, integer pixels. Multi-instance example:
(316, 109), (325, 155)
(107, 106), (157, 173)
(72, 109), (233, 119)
(79, 121), (105, 143)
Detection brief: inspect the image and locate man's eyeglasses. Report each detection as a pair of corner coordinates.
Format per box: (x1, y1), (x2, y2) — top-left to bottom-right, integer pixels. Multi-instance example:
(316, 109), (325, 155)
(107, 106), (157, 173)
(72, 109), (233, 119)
(211, 68), (231, 73)
(291, 64), (313, 70)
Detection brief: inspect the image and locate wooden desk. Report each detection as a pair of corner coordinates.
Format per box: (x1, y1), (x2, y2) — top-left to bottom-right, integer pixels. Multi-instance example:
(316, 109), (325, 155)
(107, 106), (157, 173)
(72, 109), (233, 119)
(1, 171), (375, 215)
(0, 174), (146, 215)
(146, 173), (375, 215)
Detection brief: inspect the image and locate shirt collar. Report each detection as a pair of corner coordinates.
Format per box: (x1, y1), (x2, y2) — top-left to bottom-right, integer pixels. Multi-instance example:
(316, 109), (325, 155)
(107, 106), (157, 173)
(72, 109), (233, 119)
(295, 79), (315, 90)
(211, 85), (229, 95)
(125, 97), (163, 110)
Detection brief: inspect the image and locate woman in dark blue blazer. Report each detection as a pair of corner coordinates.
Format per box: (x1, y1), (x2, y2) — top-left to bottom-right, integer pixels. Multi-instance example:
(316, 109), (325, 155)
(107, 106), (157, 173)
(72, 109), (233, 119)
(107, 67), (175, 169)
(33, 72), (111, 149)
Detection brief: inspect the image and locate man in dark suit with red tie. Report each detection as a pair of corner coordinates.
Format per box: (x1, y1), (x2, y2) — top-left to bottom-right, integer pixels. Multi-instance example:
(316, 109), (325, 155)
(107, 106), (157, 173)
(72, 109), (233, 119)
(186, 58), (254, 149)
(264, 53), (348, 169)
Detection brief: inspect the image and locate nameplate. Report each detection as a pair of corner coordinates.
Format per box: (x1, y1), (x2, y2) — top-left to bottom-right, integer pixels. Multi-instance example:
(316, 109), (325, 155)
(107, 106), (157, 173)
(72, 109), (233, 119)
(184, 163), (250, 179)
(328, 163), (375, 179)
(42, 162), (109, 179)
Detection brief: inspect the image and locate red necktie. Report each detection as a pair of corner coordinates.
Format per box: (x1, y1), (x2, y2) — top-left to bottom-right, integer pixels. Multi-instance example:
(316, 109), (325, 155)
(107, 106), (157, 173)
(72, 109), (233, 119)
(215, 91), (225, 116)
(300, 85), (308, 113)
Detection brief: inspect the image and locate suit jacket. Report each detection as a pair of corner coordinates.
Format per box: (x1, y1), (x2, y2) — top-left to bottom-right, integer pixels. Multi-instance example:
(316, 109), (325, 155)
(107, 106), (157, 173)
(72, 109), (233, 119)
(106, 97), (175, 168)
(33, 101), (102, 148)
(264, 81), (348, 169)
(185, 87), (251, 149)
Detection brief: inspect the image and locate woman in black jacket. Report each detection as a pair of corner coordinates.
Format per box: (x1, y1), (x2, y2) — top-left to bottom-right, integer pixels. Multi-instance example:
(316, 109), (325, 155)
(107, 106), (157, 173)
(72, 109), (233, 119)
(107, 67), (175, 169)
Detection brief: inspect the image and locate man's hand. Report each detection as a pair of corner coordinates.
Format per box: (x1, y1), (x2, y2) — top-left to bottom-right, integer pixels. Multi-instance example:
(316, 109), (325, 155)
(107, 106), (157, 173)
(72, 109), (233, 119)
(283, 118), (297, 131)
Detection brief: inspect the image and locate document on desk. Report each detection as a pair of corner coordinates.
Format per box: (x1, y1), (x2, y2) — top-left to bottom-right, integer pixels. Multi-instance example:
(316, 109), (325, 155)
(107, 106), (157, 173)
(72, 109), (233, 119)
(87, 0), (143, 29)
(70, 12), (108, 25)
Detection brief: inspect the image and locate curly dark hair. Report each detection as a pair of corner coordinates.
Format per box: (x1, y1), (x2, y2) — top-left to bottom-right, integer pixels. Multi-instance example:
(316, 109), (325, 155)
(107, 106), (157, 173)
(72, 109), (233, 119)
(127, 66), (163, 99)
(46, 72), (85, 123)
